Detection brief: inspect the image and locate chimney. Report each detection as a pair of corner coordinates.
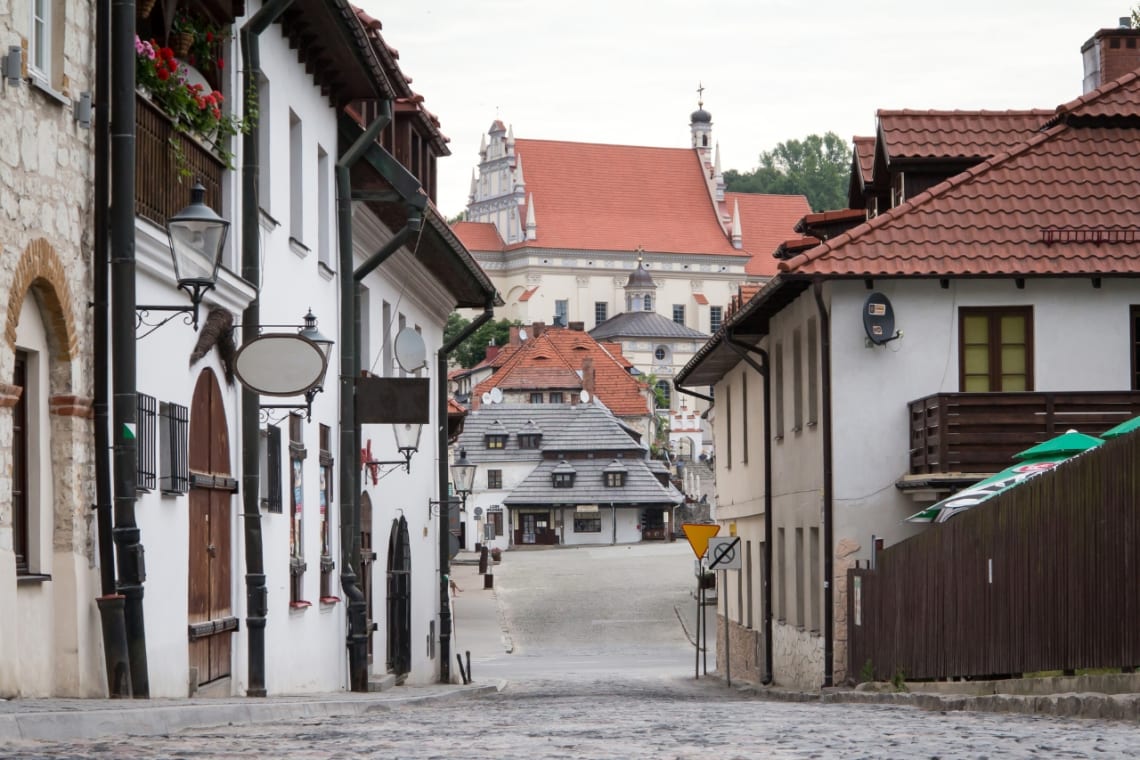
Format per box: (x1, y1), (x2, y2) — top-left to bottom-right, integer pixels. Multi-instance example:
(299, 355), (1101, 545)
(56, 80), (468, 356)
(531, 321), (545, 339)
(485, 345), (500, 361)
(568, 321), (585, 332)
(581, 357), (596, 400)
(509, 325), (520, 345)
(1082, 23), (1140, 92)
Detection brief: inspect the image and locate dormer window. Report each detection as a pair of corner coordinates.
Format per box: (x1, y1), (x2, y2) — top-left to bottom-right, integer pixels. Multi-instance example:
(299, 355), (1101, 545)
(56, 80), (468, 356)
(603, 459), (628, 488)
(485, 434), (506, 449)
(552, 460), (576, 488)
(519, 434), (542, 449)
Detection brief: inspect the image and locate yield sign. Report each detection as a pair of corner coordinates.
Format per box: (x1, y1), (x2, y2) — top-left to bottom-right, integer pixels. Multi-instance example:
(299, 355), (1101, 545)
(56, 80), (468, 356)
(682, 523), (721, 559)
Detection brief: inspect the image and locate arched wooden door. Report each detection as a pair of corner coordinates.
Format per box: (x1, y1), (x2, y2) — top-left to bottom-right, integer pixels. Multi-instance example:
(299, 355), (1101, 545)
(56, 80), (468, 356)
(386, 515), (411, 677)
(188, 370), (236, 689)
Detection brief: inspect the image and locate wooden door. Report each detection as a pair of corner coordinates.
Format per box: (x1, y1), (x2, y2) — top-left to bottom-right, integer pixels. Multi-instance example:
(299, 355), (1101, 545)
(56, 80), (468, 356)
(188, 370), (236, 688)
(386, 516), (411, 677)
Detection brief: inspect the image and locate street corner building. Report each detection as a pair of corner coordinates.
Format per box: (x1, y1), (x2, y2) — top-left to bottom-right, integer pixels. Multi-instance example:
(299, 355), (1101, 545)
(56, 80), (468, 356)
(2, 0), (496, 699)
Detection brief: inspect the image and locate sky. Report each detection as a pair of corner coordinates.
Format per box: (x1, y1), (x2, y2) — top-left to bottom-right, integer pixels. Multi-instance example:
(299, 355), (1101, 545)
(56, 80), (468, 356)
(358, 0), (1135, 219)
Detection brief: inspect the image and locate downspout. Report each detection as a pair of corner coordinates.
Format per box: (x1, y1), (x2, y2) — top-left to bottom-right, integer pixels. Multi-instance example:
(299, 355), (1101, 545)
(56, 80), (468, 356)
(813, 281), (834, 688)
(94, 0), (131, 698)
(109, 0), (149, 698)
(438, 299), (494, 682)
(726, 334), (774, 685)
(674, 383), (713, 404)
(337, 104), (391, 692)
(239, 0), (295, 697)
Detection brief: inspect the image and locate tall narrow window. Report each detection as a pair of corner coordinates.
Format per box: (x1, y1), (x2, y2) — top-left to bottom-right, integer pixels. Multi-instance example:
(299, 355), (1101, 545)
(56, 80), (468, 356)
(959, 307), (1033, 391)
(594, 301), (608, 327)
(29, 0), (51, 83)
(159, 401), (190, 494)
(776, 527), (786, 621)
(792, 328), (803, 432)
(741, 377), (748, 463)
(807, 317), (819, 425)
(745, 540), (754, 628)
(672, 304), (685, 325)
(809, 527), (821, 633)
(794, 527), (805, 627)
(724, 381), (732, 469)
(774, 341), (785, 439)
(12, 353), (29, 575)
(487, 469), (503, 489)
(554, 299), (569, 327)
(317, 145), (332, 269)
(257, 75), (272, 210)
(289, 414), (308, 606)
(709, 305), (723, 334)
(319, 424), (335, 600)
(289, 110), (304, 245)
(382, 300), (392, 377)
(1131, 306), (1140, 390)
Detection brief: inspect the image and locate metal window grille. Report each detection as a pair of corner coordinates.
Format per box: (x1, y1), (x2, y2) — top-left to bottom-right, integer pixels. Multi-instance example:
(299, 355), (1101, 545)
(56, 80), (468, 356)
(265, 425), (283, 513)
(137, 393), (157, 491)
(159, 401), (189, 494)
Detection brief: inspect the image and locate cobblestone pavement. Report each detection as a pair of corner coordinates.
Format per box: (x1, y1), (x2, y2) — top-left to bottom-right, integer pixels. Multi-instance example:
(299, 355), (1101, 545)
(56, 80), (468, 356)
(5, 544), (1137, 758)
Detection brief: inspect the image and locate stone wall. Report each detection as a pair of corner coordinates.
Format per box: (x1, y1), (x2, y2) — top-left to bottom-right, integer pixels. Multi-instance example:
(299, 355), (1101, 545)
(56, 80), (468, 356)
(772, 621), (824, 690)
(715, 616), (764, 684)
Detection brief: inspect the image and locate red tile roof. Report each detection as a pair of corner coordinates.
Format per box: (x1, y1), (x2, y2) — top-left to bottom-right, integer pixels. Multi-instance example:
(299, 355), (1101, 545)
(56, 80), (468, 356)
(692, 293), (709, 305)
(518, 286), (539, 302)
(473, 327), (648, 417)
(451, 221), (505, 252)
(727, 192), (812, 276)
(780, 72), (1140, 278)
(876, 109), (1053, 162)
(853, 136), (875, 185)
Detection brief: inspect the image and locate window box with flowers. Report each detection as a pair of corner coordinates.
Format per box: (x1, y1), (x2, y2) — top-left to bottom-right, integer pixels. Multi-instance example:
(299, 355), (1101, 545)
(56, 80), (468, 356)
(135, 33), (246, 175)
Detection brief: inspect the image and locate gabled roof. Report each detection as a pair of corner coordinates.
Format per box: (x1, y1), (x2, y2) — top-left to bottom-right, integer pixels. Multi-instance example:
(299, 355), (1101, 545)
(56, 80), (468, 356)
(451, 221), (505, 252)
(473, 327), (649, 418)
(854, 136), (876, 184)
(456, 403), (645, 464)
(781, 77), (1140, 277)
(590, 311), (709, 341)
(727, 192), (812, 276)
(504, 138), (742, 255)
(506, 455), (682, 507)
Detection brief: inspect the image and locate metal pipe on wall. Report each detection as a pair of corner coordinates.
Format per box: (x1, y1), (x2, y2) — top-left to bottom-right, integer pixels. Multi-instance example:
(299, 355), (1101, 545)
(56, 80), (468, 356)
(813, 281), (835, 688)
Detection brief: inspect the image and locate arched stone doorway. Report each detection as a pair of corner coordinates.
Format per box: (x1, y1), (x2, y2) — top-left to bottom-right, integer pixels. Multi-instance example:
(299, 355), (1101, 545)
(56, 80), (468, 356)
(187, 369), (236, 693)
(386, 515), (411, 677)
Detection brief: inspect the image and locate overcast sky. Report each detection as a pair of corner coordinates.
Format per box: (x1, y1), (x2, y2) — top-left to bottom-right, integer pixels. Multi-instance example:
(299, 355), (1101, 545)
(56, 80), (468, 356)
(357, 1), (1134, 218)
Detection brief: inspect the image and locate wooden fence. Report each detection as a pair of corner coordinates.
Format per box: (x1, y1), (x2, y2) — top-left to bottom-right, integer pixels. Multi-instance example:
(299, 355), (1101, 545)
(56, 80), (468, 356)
(850, 430), (1140, 682)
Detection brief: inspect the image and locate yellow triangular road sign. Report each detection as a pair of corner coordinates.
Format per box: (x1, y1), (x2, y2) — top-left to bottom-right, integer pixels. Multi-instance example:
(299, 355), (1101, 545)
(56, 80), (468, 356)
(682, 523), (721, 559)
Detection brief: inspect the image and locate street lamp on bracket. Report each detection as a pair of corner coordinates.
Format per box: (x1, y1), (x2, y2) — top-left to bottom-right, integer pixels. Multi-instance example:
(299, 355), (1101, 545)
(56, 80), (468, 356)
(137, 182), (229, 336)
(429, 449), (476, 516)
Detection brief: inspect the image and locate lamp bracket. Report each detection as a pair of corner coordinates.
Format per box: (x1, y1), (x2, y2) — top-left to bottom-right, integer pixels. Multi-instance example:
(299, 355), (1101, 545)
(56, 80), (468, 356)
(427, 497), (464, 517)
(136, 280), (214, 337)
(260, 386), (322, 423)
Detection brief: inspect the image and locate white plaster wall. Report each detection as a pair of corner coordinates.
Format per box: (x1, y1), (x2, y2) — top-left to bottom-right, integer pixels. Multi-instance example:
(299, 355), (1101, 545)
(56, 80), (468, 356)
(463, 460), (534, 552)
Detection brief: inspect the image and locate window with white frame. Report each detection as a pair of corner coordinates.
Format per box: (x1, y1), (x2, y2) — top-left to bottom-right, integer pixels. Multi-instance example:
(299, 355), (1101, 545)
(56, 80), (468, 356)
(554, 299), (569, 327)
(317, 145), (332, 269)
(672, 305), (685, 325)
(709, 305), (723, 334)
(594, 301), (608, 327)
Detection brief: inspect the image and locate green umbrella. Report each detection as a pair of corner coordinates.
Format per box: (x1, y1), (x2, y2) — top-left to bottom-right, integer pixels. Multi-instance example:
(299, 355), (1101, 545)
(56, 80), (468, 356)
(1101, 415), (1140, 440)
(906, 429), (1103, 524)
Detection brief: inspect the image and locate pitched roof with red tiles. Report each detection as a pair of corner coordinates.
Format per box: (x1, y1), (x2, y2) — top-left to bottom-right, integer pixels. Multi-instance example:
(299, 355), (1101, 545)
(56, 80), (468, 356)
(451, 221), (505, 252)
(473, 327), (649, 418)
(780, 72), (1140, 278)
(726, 192), (812, 276)
(875, 110), (1054, 162)
(853, 136), (876, 185)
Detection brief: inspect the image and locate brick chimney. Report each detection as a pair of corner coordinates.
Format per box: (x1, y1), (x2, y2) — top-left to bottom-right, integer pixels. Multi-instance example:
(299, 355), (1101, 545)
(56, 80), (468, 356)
(485, 345), (500, 361)
(581, 357), (596, 401)
(568, 321), (585, 332)
(531, 321), (545, 339)
(1082, 21), (1140, 92)
(509, 325), (520, 345)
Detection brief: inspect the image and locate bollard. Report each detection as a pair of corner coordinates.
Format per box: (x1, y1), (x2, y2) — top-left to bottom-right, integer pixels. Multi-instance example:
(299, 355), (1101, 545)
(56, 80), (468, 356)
(479, 545), (489, 575)
(484, 572), (494, 589)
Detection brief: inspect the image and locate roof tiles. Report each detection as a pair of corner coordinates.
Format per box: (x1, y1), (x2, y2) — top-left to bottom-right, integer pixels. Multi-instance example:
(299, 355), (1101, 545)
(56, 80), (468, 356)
(727, 192), (812, 275)
(876, 109), (1054, 162)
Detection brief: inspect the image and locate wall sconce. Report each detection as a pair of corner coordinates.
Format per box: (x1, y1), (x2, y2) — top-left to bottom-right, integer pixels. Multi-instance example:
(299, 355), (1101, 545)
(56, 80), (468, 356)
(3, 46), (21, 87)
(245, 310), (335, 422)
(428, 449), (477, 516)
(74, 91), (92, 129)
(137, 182), (228, 334)
(363, 422), (423, 476)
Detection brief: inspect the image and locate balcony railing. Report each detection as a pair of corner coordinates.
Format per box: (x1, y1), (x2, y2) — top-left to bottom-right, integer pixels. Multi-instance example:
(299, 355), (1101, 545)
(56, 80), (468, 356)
(908, 390), (1140, 475)
(135, 92), (224, 229)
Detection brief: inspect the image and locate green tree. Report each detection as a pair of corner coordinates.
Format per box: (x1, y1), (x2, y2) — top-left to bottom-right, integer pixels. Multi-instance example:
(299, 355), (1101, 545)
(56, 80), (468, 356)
(444, 313), (518, 368)
(725, 132), (851, 212)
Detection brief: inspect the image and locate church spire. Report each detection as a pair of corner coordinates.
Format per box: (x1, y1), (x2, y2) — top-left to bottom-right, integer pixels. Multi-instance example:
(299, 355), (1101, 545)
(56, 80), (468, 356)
(731, 199), (743, 249)
(526, 193), (537, 240)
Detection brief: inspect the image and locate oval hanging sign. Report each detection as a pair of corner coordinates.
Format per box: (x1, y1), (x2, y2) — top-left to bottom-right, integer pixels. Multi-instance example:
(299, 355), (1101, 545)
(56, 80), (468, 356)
(233, 333), (327, 397)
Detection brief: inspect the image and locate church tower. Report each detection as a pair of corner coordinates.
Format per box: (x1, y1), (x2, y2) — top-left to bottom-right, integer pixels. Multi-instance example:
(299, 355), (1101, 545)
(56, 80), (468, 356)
(623, 251), (658, 313)
(467, 120), (525, 244)
(690, 85), (731, 236)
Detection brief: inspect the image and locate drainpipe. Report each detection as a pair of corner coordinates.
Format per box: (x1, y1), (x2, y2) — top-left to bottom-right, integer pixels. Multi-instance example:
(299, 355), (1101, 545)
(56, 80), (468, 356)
(813, 281), (834, 688)
(674, 383), (713, 405)
(109, 0), (149, 698)
(239, 0), (295, 697)
(725, 334), (774, 685)
(337, 104), (392, 692)
(438, 299), (494, 682)
(93, 0), (131, 698)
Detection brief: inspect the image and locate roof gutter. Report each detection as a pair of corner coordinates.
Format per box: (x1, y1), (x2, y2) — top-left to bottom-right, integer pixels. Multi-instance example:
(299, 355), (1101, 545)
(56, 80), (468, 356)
(813, 280), (835, 688)
(725, 333), (773, 686)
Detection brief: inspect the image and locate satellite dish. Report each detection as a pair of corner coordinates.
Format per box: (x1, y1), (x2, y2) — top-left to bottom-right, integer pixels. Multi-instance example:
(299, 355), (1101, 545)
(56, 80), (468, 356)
(518, 328), (528, 342)
(394, 327), (427, 373)
(481, 392), (493, 405)
(489, 387), (504, 404)
(233, 333), (327, 397)
(580, 389), (590, 403)
(863, 292), (901, 345)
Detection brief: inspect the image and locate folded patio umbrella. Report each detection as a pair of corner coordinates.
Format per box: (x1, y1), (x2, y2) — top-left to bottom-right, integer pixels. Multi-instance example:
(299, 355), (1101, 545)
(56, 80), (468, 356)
(906, 430), (1104, 524)
(1100, 415), (1140, 440)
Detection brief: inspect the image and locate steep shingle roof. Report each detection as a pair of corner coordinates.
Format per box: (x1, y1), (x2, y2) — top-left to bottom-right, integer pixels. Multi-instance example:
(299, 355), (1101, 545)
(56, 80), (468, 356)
(451, 221), (505, 252)
(876, 109), (1053, 162)
(590, 311), (709, 341)
(456, 403), (644, 465)
(505, 456), (682, 507)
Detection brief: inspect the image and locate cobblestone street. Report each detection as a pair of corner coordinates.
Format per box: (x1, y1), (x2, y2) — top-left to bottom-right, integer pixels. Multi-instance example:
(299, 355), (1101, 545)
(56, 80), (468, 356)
(5, 544), (1137, 758)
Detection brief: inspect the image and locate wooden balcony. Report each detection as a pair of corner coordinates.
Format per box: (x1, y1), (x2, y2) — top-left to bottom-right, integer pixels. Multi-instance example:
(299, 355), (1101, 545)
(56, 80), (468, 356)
(909, 391), (1140, 475)
(135, 92), (225, 229)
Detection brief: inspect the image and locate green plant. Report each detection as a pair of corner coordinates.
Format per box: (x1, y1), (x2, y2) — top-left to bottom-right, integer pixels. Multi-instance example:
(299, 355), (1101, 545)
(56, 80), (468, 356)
(135, 35), (247, 172)
(860, 658), (875, 684)
(890, 666), (908, 692)
(171, 8), (227, 75)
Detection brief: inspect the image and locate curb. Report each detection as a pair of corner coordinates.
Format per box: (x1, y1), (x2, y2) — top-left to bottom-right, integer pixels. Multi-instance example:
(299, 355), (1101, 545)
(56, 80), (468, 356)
(0, 683), (504, 743)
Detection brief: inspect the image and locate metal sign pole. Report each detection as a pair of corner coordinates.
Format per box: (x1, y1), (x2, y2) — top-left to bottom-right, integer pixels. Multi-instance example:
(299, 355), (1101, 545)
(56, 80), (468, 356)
(701, 564), (708, 676)
(723, 568), (730, 688)
(694, 560), (701, 679)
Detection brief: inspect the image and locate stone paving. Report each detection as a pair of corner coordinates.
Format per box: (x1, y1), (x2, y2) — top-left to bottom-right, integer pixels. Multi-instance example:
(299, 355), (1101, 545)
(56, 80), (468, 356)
(2, 544), (1137, 758)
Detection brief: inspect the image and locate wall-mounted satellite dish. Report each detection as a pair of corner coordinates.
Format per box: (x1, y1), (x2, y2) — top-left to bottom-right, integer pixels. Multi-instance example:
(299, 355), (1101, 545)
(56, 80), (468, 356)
(489, 387), (504, 404)
(863, 292), (901, 346)
(579, 389), (591, 403)
(518, 328), (528, 342)
(481, 392), (493, 405)
(394, 327), (427, 373)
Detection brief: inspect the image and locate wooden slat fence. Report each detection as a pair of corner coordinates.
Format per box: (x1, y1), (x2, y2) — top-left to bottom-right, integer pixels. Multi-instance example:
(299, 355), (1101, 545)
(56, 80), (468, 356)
(850, 430), (1140, 682)
(909, 391), (1140, 474)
